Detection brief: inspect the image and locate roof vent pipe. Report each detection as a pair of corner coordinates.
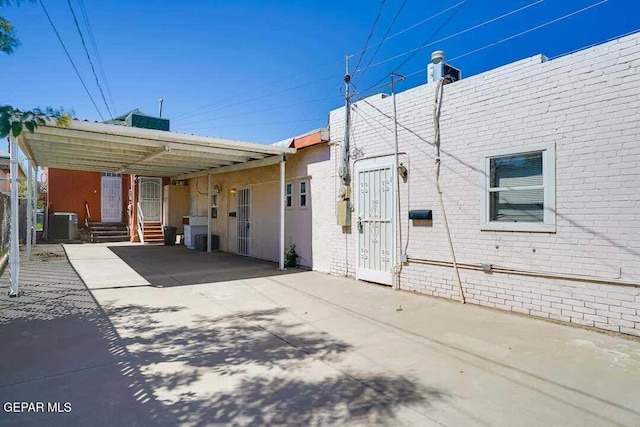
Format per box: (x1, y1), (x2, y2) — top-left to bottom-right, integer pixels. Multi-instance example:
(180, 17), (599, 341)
(427, 50), (445, 84)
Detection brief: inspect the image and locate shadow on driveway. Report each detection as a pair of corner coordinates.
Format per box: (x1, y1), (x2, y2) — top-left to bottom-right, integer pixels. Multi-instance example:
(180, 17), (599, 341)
(108, 245), (298, 288)
(0, 245), (444, 426)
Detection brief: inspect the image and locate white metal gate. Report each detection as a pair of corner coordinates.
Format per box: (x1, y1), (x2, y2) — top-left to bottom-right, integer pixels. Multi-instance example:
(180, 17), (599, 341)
(236, 187), (251, 256)
(139, 178), (162, 222)
(101, 173), (122, 223)
(355, 158), (395, 285)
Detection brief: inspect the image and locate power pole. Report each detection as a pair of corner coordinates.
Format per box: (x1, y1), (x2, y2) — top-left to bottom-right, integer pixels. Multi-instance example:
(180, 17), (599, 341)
(341, 55), (351, 188)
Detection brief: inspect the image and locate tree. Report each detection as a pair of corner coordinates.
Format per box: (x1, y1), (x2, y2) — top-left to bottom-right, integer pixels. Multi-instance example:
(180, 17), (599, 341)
(0, 105), (72, 139)
(0, 0), (34, 54)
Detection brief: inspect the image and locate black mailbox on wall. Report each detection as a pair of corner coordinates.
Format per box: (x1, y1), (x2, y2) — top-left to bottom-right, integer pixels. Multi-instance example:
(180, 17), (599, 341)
(409, 210), (432, 220)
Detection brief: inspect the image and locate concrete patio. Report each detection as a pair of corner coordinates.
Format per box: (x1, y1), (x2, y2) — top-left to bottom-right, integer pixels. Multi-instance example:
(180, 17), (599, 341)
(1, 243), (640, 426)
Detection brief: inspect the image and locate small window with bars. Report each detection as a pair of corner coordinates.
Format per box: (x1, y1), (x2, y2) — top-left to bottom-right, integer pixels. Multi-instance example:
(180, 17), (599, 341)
(480, 144), (555, 232)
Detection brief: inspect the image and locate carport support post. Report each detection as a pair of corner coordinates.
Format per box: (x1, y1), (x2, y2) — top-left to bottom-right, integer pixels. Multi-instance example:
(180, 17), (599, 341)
(207, 172), (211, 253)
(279, 158), (285, 270)
(8, 135), (19, 297)
(32, 165), (37, 249)
(26, 161), (32, 260)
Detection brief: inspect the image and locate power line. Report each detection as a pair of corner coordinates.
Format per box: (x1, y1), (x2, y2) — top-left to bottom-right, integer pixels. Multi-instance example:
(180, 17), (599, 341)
(447, 0), (609, 63)
(370, 0), (543, 70)
(355, 0), (611, 101)
(352, 0), (388, 76)
(38, 0), (105, 121)
(177, 94), (341, 127)
(359, 0), (543, 95)
(173, 73), (340, 123)
(179, 117), (326, 132)
(172, 60), (343, 121)
(77, 0), (117, 115)
(350, 0), (467, 58)
(67, 0), (113, 119)
(548, 28), (639, 60)
(355, 0), (409, 84)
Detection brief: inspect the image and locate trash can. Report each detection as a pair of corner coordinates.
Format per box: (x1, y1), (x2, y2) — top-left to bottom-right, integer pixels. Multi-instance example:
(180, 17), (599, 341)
(163, 226), (177, 246)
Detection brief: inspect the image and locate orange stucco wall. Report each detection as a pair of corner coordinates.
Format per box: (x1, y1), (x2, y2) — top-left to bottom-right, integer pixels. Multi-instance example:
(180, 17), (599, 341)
(45, 168), (133, 226)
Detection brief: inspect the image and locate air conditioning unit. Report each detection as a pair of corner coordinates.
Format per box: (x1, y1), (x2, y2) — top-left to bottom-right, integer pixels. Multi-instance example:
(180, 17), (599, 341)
(49, 212), (78, 240)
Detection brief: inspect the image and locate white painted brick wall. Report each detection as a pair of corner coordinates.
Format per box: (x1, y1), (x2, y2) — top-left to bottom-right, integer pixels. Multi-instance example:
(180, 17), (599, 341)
(320, 33), (640, 336)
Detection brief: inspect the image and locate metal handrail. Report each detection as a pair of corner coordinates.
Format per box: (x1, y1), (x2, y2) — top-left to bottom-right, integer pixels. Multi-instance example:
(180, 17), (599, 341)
(85, 201), (91, 228)
(136, 202), (145, 244)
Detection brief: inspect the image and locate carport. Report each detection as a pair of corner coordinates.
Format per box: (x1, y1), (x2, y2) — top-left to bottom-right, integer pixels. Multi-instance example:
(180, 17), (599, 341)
(6, 119), (295, 296)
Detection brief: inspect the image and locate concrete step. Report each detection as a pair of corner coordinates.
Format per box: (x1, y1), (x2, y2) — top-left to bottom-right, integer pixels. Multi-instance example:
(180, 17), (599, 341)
(94, 235), (131, 243)
(91, 230), (129, 236)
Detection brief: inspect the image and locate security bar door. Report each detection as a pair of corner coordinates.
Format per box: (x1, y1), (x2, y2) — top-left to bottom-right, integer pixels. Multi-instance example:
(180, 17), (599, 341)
(237, 188), (251, 256)
(101, 173), (122, 223)
(139, 178), (162, 222)
(355, 158), (395, 286)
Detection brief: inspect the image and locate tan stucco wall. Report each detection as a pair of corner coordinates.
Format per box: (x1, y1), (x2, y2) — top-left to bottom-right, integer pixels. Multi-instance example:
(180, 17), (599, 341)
(186, 144), (331, 268)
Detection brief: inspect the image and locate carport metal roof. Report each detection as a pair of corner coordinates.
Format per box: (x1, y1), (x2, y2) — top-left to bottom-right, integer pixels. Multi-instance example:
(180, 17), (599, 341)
(18, 119), (296, 178)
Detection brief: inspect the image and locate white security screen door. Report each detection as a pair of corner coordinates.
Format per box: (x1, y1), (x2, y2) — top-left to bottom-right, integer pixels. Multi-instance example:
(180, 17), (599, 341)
(101, 173), (122, 223)
(139, 177), (162, 222)
(355, 158), (395, 285)
(236, 187), (251, 256)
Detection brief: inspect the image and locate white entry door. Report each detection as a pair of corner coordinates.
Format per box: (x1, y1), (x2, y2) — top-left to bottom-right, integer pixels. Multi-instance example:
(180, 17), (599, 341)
(355, 158), (395, 285)
(101, 173), (122, 223)
(237, 187), (251, 256)
(139, 177), (162, 222)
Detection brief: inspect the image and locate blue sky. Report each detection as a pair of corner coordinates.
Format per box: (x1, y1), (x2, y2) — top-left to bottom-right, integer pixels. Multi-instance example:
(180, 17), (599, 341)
(1, 0), (638, 144)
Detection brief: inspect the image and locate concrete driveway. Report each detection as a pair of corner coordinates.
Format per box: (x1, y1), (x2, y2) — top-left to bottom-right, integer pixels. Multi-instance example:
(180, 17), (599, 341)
(2, 243), (640, 426)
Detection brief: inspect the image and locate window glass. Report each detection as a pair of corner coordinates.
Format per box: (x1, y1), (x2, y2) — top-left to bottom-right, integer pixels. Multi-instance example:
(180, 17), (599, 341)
(286, 183), (292, 208)
(489, 152), (544, 223)
(299, 181), (307, 207)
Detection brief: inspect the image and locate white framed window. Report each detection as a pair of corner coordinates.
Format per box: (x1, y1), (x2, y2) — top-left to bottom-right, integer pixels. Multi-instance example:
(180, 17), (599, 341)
(299, 180), (308, 208)
(479, 143), (556, 232)
(285, 182), (293, 208)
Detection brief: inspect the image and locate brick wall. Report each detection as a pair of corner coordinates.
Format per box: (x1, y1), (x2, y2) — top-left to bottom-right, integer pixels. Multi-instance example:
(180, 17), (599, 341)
(324, 33), (640, 336)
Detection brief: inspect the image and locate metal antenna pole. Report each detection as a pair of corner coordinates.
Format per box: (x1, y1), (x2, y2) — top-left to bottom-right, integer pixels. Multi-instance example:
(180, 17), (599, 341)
(158, 98), (164, 118)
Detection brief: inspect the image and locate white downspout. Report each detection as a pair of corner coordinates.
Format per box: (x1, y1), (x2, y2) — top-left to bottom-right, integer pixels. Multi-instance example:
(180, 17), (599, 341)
(8, 135), (19, 297)
(26, 161), (32, 260)
(207, 172), (212, 253)
(279, 157), (285, 270)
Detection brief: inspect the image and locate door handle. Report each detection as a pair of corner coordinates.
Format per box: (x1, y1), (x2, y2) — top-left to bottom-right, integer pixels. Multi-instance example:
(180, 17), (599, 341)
(357, 217), (363, 233)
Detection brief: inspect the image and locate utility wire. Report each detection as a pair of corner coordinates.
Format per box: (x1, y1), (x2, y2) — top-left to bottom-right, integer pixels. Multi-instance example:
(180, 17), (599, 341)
(359, 0), (542, 94)
(67, 0), (113, 119)
(77, 0), (117, 115)
(354, 0), (610, 101)
(355, 0), (409, 84)
(352, 0), (388, 76)
(179, 117), (325, 132)
(369, 0), (544, 69)
(38, 0), (105, 121)
(447, 0), (609, 63)
(172, 60), (343, 121)
(177, 94), (341, 127)
(172, 74), (339, 124)
(176, 1), (465, 123)
(350, 0), (467, 58)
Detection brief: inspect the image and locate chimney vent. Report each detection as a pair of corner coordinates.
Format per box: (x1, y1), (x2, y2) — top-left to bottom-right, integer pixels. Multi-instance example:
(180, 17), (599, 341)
(427, 50), (462, 84)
